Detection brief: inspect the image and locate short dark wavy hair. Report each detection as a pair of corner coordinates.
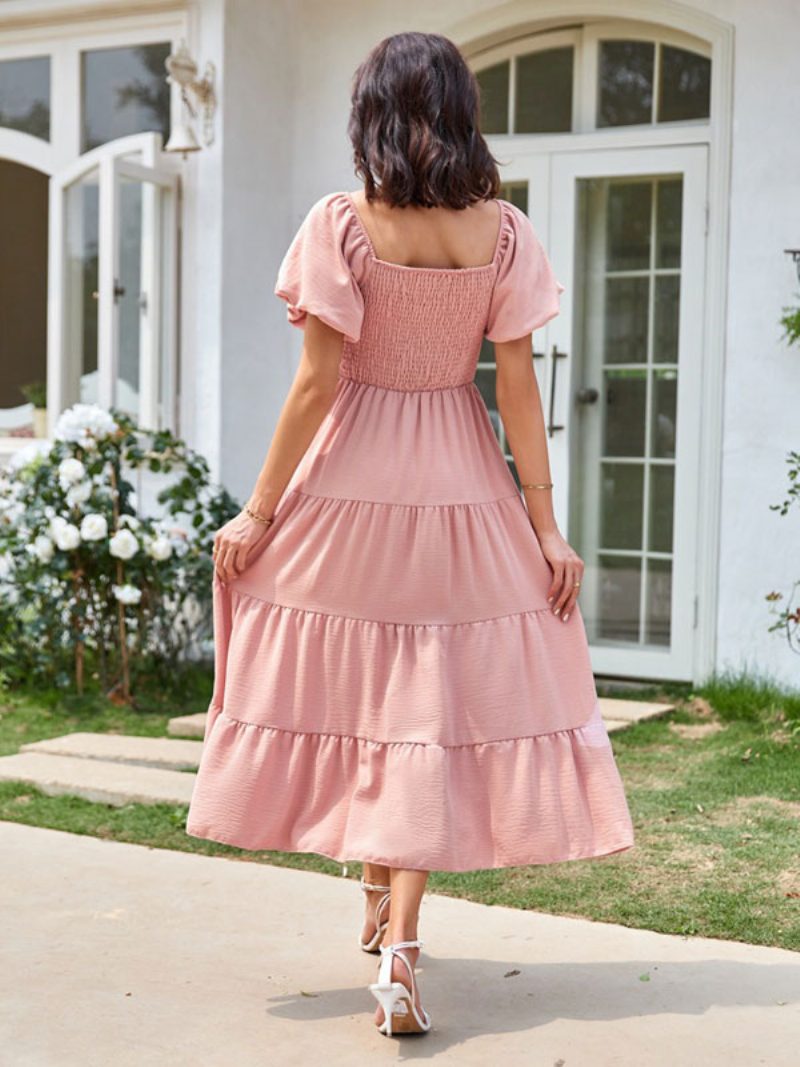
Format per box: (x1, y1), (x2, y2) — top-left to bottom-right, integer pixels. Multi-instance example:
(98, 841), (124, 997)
(347, 32), (501, 209)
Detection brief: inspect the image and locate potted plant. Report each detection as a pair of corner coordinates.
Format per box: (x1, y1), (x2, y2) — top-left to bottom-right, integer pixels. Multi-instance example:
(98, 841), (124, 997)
(20, 381), (48, 438)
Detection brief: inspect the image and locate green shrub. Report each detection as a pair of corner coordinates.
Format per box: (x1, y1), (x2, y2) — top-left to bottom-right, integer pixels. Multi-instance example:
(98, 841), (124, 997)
(0, 403), (239, 702)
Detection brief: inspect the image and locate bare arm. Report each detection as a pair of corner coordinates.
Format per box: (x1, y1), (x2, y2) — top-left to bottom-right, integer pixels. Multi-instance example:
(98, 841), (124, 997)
(213, 314), (343, 582)
(495, 335), (585, 623)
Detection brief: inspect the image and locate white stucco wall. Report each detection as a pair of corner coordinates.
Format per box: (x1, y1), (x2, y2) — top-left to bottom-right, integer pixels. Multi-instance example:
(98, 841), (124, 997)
(181, 0), (296, 497)
(187, 0), (800, 689)
(706, 1), (800, 692)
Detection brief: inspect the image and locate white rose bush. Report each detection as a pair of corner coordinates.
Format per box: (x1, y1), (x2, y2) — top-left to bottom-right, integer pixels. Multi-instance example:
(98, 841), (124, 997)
(0, 404), (239, 702)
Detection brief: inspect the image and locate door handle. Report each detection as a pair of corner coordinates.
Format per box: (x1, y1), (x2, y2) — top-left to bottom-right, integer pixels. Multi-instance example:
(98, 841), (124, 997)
(90, 280), (126, 302)
(577, 386), (599, 404)
(547, 343), (568, 437)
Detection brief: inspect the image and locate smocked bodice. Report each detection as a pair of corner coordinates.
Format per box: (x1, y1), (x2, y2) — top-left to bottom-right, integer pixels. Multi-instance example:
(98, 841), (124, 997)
(273, 190), (565, 392)
(339, 264), (497, 390)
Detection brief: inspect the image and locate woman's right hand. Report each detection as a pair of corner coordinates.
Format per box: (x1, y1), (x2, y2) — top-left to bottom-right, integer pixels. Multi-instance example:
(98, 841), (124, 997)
(212, 510), (272, 583)
(534, 526), (585, 623)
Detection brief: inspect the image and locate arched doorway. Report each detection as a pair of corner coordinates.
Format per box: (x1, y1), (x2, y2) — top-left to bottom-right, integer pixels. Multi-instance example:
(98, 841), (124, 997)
(463, 13), (728, 682)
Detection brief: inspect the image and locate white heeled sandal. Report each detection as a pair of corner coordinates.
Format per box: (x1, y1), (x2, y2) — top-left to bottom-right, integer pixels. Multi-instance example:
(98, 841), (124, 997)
(358, 877), (391, 954)
(369, 938), (431, 1036)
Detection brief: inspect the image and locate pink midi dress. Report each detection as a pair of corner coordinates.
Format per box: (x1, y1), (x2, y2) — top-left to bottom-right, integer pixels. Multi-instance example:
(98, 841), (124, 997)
(185, 191), (636, 871)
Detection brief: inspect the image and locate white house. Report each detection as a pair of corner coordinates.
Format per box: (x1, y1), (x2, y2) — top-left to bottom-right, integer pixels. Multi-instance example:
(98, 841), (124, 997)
(0, 0), (798, 690)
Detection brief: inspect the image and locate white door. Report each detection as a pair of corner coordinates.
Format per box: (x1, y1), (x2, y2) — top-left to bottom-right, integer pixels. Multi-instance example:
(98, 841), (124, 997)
(478, 145), (707, 680)
(47, 133), (179, 433)
(548, 145), (708, 680)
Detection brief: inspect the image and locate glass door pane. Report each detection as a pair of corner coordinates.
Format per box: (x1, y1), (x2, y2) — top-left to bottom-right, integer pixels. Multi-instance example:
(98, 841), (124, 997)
(475, 180), (543, 487)
(571, 175), (682, 649)
(112, 160), (176, 429)
(116, 175), (143, 420)
(63, 166), (100, 405)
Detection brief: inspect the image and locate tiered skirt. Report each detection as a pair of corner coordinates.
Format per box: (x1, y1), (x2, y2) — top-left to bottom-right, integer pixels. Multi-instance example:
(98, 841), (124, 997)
(185, 376), (635, 870)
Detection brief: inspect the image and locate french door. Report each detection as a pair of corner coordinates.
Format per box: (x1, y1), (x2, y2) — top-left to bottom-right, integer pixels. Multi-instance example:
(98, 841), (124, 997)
(47, 133), (179, 433)
(482, 144), (707, 680)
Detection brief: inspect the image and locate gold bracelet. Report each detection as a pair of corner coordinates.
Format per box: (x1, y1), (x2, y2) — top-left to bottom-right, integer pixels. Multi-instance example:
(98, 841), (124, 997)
(243, 502), (274, 526)
(519, 482), (553, 490)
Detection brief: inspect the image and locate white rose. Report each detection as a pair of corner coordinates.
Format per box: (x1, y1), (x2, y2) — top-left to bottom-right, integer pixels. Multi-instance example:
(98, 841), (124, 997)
(109, 528), (138, 560)
(146, 535), (172, 562)
(119, 514), (141, 530)
(3, 501), (24, 525)
(33, 535), (54, 563)
(7, 440), (49, 472)
(80, 513), (108, 542)
(113, 583), (142, 606)
(66, 480), (93, 507)
(54, 404), (118, 448)
(58, 457), (85, 484)
(49, 515), (67, 538)
(53, 521), (81, 551)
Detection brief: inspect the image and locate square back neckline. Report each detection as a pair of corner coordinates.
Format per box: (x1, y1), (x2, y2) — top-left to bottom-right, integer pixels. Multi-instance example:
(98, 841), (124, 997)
(342, 191), (506, 275)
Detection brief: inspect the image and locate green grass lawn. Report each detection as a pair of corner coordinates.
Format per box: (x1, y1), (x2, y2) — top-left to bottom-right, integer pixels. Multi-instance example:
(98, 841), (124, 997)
(0, 670), (798, 951)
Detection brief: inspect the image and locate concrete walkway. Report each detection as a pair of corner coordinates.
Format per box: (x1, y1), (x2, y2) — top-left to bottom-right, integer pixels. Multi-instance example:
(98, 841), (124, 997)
(1, 822), (797, 1067)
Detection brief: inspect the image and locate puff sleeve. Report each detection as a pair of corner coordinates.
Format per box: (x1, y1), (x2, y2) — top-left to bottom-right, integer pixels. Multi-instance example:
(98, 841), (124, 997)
(274, 192), (367, 344)
(485, 204), (566, 343)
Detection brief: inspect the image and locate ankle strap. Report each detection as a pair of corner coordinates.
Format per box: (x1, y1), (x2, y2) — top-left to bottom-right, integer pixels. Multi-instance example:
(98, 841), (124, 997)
(360, 877), (391, 893)
(379, 939), (423, 953)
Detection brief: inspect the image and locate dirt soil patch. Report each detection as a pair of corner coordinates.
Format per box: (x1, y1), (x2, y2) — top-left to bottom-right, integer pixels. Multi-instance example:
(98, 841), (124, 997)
(668, 721), (726, 740)
(706, 795), (800, 828)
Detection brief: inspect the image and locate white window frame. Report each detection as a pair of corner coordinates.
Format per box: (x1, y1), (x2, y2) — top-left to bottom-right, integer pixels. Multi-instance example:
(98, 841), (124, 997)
(472, 19), (712, 137)
(0, 8), (187, 439)
(0, 10), (186, 171)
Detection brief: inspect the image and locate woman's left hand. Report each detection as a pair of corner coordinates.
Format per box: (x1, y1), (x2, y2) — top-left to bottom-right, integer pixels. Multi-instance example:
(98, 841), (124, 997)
(212, 510), (272, 582)
(535, 526), (585, 622)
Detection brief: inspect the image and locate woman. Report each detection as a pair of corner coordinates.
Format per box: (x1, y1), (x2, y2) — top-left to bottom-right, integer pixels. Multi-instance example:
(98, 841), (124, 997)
(186, 31), (635, 1038)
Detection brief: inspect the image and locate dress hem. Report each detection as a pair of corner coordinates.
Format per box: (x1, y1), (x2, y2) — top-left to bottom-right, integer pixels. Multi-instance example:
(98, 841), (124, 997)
(186, 696), (635, 872)
(183, 821), (636, 873)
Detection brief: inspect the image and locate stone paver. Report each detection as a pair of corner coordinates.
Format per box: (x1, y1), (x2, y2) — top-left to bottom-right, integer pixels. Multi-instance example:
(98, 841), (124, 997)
(0, 695), (675, 809)
(21, 732), (203, 771)
(0, 752), (195, 806)
(603, 718), (631, 733)
(167, 712), (207, 738)
(600, 697), (675, 723)
(0, 821), (797, 1066)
